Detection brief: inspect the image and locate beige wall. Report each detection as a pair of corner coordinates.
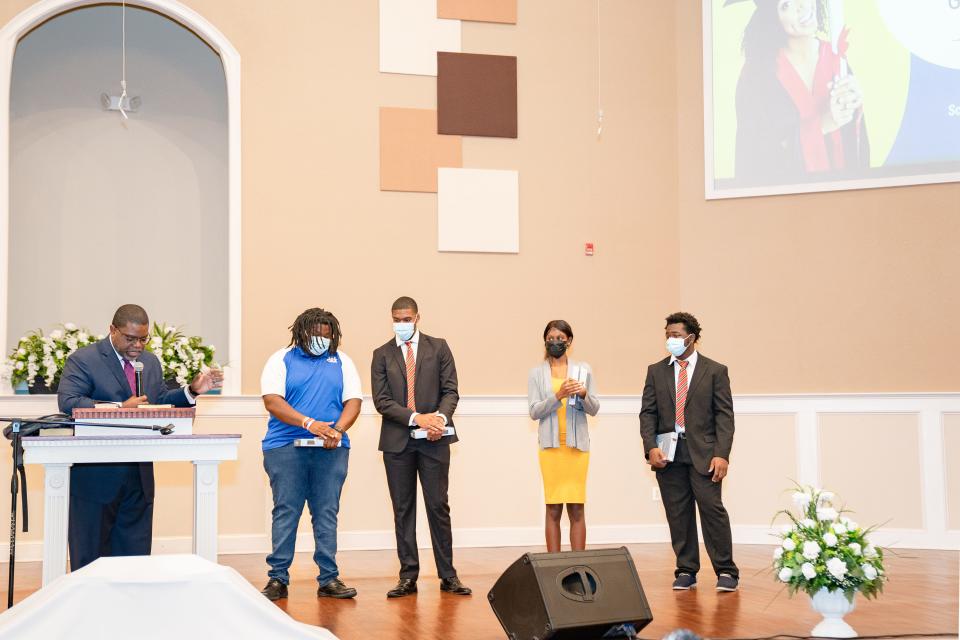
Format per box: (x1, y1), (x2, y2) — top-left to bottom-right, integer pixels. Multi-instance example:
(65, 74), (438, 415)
(0, 1), (956, 395)
(0, 1), (956, 557)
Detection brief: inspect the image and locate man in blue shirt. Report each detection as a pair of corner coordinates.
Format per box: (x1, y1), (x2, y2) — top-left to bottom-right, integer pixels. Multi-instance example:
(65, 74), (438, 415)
(259, 308), (362, 600)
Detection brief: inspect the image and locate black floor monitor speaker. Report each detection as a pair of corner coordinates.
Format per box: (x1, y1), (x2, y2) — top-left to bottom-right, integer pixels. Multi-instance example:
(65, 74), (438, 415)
(487, 547), (653, 640)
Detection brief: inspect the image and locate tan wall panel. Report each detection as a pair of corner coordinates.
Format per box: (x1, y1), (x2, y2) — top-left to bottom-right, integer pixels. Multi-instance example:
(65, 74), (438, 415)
(723, 414), (796, 525)
(438, 0), (517, 24)
(818, 413), (923, 529)
(944, 414), (960, 531)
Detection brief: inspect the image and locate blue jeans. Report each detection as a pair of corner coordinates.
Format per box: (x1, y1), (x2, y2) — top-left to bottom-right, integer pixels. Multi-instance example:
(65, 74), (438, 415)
(263, 443), (349, 585)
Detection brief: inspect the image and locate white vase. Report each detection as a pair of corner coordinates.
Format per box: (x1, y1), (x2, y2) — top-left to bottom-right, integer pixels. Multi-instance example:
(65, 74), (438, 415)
(809, 588), (857, 638)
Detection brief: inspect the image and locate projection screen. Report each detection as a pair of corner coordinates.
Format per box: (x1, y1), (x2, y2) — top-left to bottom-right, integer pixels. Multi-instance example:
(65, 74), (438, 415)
(703, 0), (960, 199)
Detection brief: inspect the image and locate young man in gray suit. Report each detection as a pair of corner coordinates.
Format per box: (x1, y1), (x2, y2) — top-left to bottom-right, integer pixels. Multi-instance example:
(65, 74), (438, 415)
(371, 296), (471, 598)
(640, 312), (739, 592)
(57, 304), (221, 569)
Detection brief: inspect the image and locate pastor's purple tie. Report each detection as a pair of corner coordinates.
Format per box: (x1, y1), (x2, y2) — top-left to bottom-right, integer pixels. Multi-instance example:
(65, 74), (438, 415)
(123, 359), (137, 395)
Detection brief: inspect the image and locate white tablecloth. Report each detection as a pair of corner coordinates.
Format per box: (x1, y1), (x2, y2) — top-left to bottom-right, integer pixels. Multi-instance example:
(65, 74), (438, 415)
(0, 555), (338, 639)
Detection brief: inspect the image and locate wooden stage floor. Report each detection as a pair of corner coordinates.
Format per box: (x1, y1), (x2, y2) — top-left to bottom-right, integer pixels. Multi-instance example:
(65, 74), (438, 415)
(2, 544), (957, 639)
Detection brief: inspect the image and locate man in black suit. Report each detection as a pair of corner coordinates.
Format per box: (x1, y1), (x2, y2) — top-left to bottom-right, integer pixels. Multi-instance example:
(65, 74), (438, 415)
(371, 296), (471, 598)
(640, 312), (739, 592)
(57, 304), (221, 570)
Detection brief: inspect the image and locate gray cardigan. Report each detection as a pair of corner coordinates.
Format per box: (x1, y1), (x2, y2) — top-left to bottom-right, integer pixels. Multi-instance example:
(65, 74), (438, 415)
(527, 359), (600, 452)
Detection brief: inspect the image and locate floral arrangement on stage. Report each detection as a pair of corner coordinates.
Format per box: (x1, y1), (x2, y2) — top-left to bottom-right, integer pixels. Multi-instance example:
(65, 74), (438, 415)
(773, 485), (886, 601)
(6, 324), (101, 391)
(146, 322), (217, 387)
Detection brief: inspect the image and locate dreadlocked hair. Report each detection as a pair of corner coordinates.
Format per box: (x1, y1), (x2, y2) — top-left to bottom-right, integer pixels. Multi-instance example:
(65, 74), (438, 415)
(288, 307), (342, 356)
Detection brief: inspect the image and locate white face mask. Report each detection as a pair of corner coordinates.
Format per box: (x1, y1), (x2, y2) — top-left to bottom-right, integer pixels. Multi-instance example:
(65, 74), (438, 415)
(310, 336), (331, 356)
(666, 336), (690, 358)
(393, 322), (415, 342)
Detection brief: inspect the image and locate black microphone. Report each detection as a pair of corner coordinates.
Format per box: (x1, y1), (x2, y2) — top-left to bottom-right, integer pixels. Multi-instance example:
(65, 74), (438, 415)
(133, 360), (144, 397)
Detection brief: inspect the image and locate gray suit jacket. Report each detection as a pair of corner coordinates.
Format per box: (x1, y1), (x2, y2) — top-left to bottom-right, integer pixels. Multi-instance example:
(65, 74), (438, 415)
(528, 359), (599, 452)
(371, 333), (459, 454)
(639, 354), (734, 475)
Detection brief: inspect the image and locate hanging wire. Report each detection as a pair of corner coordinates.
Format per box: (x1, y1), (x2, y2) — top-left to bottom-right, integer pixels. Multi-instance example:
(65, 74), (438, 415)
(596, 0), (603, 138)
(118, 0), (128, 119)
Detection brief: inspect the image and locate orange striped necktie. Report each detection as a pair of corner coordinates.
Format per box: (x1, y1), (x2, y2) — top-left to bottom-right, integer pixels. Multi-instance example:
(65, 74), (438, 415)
(676, 359), (689, 432)
(404, 341), (416, 411)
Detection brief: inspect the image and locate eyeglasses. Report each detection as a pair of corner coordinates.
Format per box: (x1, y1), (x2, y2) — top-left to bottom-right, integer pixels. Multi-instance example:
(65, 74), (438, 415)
(117, 331), (149, 345)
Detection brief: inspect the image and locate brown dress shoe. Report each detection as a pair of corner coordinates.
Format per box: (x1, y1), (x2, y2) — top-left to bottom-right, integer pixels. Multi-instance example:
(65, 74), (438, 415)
(261, 578), (288, 601)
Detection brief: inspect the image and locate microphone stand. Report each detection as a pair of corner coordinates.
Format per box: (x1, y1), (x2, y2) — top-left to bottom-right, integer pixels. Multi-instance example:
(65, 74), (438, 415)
(1, 415), (176, 609)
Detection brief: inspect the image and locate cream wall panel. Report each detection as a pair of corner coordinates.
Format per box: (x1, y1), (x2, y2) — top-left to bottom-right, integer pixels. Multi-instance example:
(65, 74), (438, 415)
(943, 414), (960, 531)
(587, 414), (662, 526)
(722, 414), (796, 525)
(2, 394), (958, 560)
(818, 413), (924, 530)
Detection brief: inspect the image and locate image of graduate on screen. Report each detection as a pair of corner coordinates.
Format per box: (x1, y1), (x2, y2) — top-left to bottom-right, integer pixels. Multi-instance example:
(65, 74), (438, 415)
(706, 0), (960, 198)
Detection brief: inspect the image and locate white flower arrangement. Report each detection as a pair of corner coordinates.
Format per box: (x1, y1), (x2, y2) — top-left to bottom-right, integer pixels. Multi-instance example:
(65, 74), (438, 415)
(6, 325), (100, 389)
(773, 485), (886, 601)
(145, 323), (217, 387)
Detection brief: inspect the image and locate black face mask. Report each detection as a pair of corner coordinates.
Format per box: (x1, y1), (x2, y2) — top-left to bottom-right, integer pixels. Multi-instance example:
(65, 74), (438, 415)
(546, 341), (567, 358)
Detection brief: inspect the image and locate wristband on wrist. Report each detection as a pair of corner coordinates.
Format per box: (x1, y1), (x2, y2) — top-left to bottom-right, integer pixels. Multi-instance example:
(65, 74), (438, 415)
(302, 417), (315, 431)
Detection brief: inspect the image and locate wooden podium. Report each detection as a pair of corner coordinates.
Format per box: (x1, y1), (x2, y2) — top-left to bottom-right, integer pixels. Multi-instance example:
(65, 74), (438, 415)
(22, 407), (241, 586)
(73, 406), (197, 436)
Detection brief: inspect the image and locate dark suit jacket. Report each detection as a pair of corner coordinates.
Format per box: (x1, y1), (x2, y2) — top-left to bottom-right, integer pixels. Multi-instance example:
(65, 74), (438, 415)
(57, 338), (191, 501)
(639, 354), (734, 476)
(371, 333), (459, 454)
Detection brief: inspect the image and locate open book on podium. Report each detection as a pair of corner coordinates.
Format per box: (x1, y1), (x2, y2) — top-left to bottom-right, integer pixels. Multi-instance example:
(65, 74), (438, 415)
(72, 407), (195, 436)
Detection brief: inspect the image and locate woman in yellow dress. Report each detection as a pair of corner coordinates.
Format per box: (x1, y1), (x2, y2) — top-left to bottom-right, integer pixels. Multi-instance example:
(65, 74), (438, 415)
(527, 320), (599, 552)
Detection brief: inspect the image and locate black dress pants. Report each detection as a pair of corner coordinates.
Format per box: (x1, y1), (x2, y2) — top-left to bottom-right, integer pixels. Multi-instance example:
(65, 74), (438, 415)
(655, 438), (738, 578)
(383, 439), (456, 580)
(69, 463), (153, 571)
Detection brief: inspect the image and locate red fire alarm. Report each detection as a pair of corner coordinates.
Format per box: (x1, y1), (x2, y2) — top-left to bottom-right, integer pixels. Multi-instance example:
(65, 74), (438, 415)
(584, 242), (595, 256)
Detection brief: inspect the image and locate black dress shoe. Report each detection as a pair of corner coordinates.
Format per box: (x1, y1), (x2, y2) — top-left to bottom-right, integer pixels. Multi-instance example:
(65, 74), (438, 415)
(317, 577), (357, 599)
(261, 578), (288, 601)
(387, 578), (418, 598)
(440, 576), (472, 595)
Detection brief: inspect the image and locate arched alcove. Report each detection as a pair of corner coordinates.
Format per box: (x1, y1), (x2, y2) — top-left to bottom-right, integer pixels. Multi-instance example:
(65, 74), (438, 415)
(0, 0), (241, 394)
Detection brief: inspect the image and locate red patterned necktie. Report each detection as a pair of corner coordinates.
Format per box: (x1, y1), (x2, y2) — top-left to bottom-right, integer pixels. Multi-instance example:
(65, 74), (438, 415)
(123, 359), (137, 395)
(404, 341), (416, 411)
(676, 359), (689, 433)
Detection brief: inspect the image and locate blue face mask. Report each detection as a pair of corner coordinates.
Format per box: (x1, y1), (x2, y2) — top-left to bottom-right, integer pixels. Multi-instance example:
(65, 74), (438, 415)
(310, 336), (331, 356)
(666, 336), (690, 358)
(393, 322), (415, 342)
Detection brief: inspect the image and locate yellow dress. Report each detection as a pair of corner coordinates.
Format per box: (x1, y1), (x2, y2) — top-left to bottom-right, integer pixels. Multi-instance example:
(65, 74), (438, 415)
(538, 377), (590, 504)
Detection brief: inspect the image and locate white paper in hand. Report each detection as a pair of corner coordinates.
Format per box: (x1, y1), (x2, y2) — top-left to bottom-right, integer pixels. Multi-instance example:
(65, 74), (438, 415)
(656, 432), (678, 462)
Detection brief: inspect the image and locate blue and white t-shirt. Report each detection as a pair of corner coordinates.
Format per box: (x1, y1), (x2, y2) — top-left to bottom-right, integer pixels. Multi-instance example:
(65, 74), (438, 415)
(259, 347), (362, 451)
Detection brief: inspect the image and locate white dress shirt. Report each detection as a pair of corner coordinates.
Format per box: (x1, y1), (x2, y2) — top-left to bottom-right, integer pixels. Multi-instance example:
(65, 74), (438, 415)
(669, 349), (698, 433)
